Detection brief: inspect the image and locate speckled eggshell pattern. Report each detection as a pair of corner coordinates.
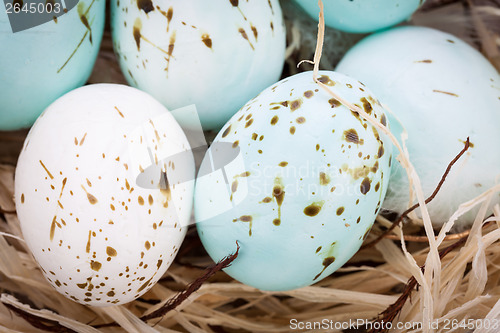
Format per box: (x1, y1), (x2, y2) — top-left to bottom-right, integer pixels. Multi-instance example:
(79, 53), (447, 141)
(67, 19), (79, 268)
(110, 0), (286, 130)
(15, 84), (194, 306)
(294, 0), (424, 33)
(0, 0), (105, 130)
(195, 71), (392, 291)
(336, 26), (500, 227)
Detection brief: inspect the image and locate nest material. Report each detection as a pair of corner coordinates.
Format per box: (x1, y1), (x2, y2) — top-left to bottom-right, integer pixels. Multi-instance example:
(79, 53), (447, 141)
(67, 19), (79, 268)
(1, 0), (500, 332)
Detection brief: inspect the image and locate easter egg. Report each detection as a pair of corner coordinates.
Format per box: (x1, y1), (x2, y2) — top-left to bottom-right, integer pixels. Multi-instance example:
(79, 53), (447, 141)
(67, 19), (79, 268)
(110, 0), (286, 130)
(336, 26), (500, 227)
(194, 71), (392, 291)
(0, 0), (105, 130)
(15, 84), (195, 306)
(294, 0), (424, 33)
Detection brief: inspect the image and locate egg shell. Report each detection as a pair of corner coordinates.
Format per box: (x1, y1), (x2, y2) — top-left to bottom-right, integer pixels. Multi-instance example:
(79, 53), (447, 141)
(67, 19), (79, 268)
(195, 71), (392, 291)
(336, 26), (500, 227)
(294, 0), (424, 33)
(15, 84), (194, 306)
(0, 0), (105, 130)
(110, 0), (286, 130)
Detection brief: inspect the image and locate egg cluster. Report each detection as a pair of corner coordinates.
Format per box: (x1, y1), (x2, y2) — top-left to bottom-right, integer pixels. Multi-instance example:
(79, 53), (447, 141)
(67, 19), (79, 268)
(6, 0), (499, 306)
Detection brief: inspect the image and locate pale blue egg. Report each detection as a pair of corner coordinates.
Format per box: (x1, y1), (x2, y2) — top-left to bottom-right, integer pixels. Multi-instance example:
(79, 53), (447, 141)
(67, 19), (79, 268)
(336, 26), (500, 227)
(294, 0), (424, 33)
(0, 0), (105, 130)
(195, 71), (392, 291)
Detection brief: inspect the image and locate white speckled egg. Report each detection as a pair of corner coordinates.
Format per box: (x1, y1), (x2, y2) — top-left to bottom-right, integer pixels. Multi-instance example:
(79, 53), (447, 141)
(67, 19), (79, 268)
(195, 71), (392, 291)
(294, 0), (424, 33)
(110, 0), (286, 130)
(0, 0), (105, 130)
(336, 26), (500, 227)
(15, 84), (194, 306)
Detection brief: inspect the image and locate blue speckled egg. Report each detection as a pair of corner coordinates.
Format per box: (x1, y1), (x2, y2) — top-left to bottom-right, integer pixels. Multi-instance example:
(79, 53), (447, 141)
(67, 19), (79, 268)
(336, 26), (500, 227)
(294, 0), (425, 33)
(194, 71), (392, 291)
(0, 0), (105, 130)
(110, 0), (286, 131)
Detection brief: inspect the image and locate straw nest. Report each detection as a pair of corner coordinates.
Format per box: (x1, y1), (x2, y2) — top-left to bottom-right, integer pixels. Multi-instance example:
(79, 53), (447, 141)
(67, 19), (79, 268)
(1, 0), (500, 332)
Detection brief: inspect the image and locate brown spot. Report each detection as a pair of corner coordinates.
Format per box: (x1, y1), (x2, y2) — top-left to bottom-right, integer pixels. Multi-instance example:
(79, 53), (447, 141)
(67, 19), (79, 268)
(251, 25), (258, 40)
(290, 99), (302, 111)
(278, 161), (288, 167)
(114, 106), (125, 118)
(222, 125), (232, 138)
(328, 98), (341, 108)
(375, 182), (380, 192)
(39, 160), (54, 179)
(90, 261), (102, 272)
(77, 283), (87, 289)
(314, 256), (336, 280)
(137, 277), (153, 292)
(447, 39), (455, 43)
(304, 90), (313, 98)
(157, 259), (163, 269)
(251, 133), (258, 140)
(232, 140), (239, 148)
(106, 247), (117, 257)
(319, 172), (330, 185)
(273, 218), (281, 226)
(87, 193), (98, 204)
(290, 126), (296, 134)
(201, 33), (212, 48)
(148, 195), (154, 205)
(137, 0), (154, 13)
(270, 115), (278, 125)
(316, 246), (322, 253)
(238, 28), (254, 50)
(145, 241), (151, 250)
(433, 90), (459, 97)
(360, 178), (371, 194)
(377, 145), (385, 158)
(245, 119), (253, 128)
(415, 59), (432, 63)
(318, 75), (335, 86)
(273, 185), (284, 207)
(107, 291), (115, 297)
(231, 180), (238, 193)
(261, 197), (272, 203)
(49, 216), (57, 241)
(230, 0), (238, 5)
(86, 230), (91, 253)
(360, 97), (373, 114)
(304, 202), (323, 217)
(344, 129), (363, 145)
(336, 207), (345, 216)
(138, 196), (144, 205)
(296, 117), (306, 124)
(21, 193), (24, 203)
(381, 114), (387, 126)
(133, 18), (142, 50)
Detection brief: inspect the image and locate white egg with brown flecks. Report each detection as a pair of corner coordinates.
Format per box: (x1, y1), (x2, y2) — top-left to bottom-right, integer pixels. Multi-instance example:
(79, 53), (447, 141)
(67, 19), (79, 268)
(15, 84), (195, 306)
(110, 0), (286, 130)
(195, 71), (392, 291)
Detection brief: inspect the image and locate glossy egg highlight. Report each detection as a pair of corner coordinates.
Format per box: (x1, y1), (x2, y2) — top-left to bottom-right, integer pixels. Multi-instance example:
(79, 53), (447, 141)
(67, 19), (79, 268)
(195, 71), (392, 291)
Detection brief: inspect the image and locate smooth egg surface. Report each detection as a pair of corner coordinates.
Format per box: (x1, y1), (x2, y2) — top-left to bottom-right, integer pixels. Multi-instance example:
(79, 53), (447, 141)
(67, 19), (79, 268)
(337, 26), (500, 227)
(15, 84), (194, 306)
(111, 0), (286, 131)
(195, 71), (392, 291)
(0, 0), (105, 130)
(294, 0), (424, 33)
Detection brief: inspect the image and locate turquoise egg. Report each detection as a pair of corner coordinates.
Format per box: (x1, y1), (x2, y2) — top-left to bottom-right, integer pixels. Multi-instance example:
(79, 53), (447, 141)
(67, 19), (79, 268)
(195, 71), (392, 291)
(0, 0), (105, 130)
(294, 0), (424, 33)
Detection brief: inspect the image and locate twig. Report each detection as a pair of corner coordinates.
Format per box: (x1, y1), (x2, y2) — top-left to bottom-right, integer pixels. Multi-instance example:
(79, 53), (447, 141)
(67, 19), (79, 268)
(361, 138), (470, 250)
(377, 228), (471, 242)
(94, 242), (240, 329)
(2, 302), (76, 333)
(0, 207), (16, 214)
